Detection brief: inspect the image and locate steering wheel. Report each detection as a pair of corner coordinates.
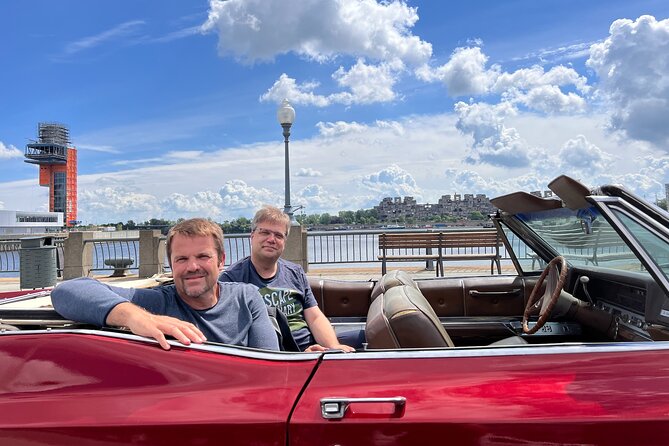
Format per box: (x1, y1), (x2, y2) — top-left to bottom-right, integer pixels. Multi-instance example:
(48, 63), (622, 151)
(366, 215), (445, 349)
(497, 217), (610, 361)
(522, 256), (568, 334)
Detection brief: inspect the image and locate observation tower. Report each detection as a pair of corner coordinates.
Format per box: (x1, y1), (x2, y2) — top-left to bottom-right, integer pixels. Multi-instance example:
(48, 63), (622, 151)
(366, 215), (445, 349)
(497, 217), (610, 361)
(24, 123), (78, 227)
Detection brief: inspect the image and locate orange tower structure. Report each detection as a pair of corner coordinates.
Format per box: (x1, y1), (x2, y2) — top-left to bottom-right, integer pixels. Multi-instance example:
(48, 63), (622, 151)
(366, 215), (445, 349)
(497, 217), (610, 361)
(24, 123), (78, 227)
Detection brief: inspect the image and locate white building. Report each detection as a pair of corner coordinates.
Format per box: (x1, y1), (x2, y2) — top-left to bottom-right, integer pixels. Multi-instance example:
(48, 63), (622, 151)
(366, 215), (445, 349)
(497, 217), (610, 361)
(0, 210), (64, 235)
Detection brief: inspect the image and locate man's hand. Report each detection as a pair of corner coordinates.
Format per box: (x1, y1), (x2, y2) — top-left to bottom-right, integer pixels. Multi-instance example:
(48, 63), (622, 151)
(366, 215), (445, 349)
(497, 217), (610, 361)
(303, 306), (356, 352)
(304, 343), (355, 353)
(304, 343), (327, 352)
(332, 343), (355, 352)
(107, 302), (206, 350)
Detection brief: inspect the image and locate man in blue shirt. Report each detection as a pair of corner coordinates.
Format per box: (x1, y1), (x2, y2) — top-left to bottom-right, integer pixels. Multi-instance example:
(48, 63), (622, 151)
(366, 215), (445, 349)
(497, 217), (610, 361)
(52, 218), (278, 351)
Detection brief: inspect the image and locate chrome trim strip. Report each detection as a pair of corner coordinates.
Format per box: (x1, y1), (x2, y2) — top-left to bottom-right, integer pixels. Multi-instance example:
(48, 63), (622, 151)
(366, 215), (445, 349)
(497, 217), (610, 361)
(0, 329), (321, 362)
(6, 329), (668, 362)
(324, 341), (669, 360)
(0, 319), (75, 326)
(0, 290), (51, 305)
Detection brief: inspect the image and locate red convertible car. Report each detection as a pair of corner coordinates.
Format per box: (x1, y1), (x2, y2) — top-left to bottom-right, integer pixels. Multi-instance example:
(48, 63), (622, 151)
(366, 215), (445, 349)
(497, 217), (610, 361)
(2, 174), (669, 445)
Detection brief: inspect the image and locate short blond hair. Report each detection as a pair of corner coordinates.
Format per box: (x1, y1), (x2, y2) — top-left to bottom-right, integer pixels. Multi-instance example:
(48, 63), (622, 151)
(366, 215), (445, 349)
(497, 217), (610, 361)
(166, 218), (224, 266)
(252, 205), (291, 235)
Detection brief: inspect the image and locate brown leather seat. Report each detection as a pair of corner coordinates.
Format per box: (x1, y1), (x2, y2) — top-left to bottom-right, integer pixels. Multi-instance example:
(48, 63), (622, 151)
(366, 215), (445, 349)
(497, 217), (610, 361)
(366, 283), (528, 349)
(366, 285), (455, 349)
(370, 269), (419, 301)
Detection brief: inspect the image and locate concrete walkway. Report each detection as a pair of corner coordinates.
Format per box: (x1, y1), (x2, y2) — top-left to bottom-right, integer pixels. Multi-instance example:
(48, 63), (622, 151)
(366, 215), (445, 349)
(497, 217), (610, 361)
(0, 262), (518, 294)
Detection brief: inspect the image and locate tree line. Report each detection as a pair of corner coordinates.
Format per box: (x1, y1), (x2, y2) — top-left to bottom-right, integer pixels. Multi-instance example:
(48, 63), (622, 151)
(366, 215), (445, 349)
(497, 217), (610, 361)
(86, 198), (668, 234)
(88, 208), (492, 234)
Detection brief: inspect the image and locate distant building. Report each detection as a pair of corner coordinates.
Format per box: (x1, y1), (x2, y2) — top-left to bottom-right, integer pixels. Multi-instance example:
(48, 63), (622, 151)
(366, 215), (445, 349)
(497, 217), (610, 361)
(530, 190), (553, 198)
(0, 210), (64, 235)
(24, 123), (78, 227)
(374, 192), (496, 221)
(665, 183), (669, 206)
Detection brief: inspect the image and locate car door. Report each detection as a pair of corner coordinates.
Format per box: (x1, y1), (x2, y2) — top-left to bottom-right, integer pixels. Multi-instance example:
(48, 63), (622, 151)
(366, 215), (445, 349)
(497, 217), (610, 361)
(290, 345), (669, 446)
(0, 331), (319, 446)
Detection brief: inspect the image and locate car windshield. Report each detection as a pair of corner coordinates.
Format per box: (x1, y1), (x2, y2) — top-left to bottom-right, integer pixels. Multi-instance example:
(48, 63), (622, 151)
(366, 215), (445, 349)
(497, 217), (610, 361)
(515, 206), (646, 274)
(611, 207), (669, 281)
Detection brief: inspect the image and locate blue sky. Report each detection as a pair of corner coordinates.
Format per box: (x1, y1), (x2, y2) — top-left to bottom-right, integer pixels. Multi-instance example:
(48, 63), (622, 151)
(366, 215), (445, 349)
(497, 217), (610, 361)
(2, 0), (669, 223)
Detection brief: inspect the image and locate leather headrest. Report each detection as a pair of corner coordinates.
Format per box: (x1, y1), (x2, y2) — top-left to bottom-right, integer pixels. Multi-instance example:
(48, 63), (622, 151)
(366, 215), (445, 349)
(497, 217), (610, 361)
(371, 270), (419, 301)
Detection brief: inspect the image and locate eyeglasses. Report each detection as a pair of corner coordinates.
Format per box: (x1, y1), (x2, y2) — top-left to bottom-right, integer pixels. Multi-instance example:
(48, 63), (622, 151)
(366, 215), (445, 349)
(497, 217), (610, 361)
(254, 227), (287, 241)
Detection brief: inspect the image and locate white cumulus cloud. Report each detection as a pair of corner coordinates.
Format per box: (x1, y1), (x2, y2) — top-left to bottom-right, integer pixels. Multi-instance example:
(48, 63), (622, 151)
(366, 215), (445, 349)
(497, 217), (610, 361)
(78, 186), (161, 223)
(512, 85), (587, 114)
(454, 101), (537, 167)
(492, 65), (589, 94)
(0, 142), (22, 159)
(161, 191), (224, 219)
(416, 46), (499, 96)
(331, 58), (404, 104)
(202, 0), (432, 65)
(218, 179), (281, 211)
(295, 168), (322, 177)
(316, 120), (369, 137)
(260, 58), (405, 106)
(637, 155), (669, 185)
(418, 46), (589, 114)
(557, 135), (615, 175)
(360, 164), (422, 198)
(587, 15), (669, 147)
(259, 74), (330, 107)
(296, 184), (342, 210)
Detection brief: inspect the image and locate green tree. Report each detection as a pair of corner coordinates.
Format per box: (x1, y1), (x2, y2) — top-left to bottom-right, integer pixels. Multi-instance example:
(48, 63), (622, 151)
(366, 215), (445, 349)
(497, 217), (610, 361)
(222, 217), (252, 234)
(338, 210), (355, 224)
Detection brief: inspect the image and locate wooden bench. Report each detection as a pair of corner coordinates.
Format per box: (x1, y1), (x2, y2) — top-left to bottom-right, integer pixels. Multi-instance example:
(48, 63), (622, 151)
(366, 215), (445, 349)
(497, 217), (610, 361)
(440, 231), (502, 275)
(377, 230), (503, 276)
(378, 232), (444, 276)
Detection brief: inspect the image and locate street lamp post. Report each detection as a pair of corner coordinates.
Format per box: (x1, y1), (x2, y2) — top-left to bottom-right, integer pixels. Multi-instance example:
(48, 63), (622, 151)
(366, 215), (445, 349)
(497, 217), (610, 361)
(277, 98), (296, 222)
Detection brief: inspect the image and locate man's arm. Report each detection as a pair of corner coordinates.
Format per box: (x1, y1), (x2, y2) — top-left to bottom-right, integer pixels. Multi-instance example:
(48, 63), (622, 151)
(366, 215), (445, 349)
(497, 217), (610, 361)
(246, 305), (280, 350)
(106, 302), (206, 350)
(303, 306), (355, 352)
(51, 277), (134, 326)
(52, 277), (205, 350)
(242, 286), (280, 350)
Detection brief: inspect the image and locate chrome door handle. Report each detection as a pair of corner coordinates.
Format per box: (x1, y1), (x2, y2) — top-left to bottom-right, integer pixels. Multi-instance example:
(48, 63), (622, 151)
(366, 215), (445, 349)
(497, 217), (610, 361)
(320, 397), (406, 419)
(469, 288), (521, 297)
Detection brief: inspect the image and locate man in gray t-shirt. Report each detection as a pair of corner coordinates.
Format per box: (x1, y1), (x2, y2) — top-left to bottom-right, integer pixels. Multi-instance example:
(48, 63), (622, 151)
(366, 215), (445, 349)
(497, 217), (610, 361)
(220, 206), (357, 352)
(51, 218), (278, 351)
(221, 256), (317, 350)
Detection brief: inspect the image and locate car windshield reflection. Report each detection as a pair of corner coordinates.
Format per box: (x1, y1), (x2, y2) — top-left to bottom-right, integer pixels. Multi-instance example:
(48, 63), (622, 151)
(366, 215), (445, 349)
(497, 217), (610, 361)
(613, 209), (669, 281)
(516, 207), (645, 274)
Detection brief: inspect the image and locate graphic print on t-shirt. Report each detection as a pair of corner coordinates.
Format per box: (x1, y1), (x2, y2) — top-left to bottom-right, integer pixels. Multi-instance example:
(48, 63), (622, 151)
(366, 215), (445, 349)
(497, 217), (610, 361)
(258, 286), (308, 332)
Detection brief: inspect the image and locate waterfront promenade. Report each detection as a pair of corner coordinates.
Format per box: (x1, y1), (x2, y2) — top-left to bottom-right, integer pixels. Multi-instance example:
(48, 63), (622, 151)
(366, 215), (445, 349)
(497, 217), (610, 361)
(1, 226), (518, 293)
(0, 261), (517, 294)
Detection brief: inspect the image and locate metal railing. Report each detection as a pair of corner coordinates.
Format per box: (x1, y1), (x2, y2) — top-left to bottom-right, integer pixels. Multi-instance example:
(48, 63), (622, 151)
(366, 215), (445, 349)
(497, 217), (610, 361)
(85, 238), (140, 274)
(0, 241), (20, 274)
(204, 228), (508, 267)
(308, 230), (381, 264)
(0, 238), (66, 275)
(2, 228), (516, 277)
